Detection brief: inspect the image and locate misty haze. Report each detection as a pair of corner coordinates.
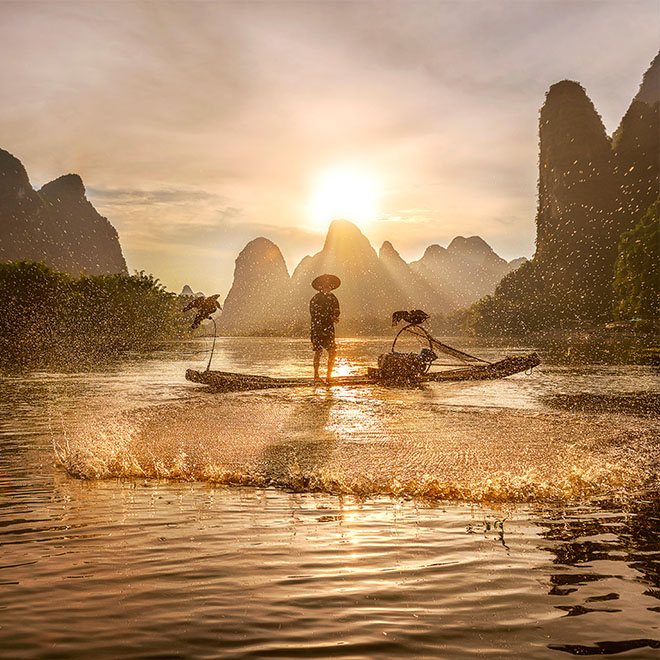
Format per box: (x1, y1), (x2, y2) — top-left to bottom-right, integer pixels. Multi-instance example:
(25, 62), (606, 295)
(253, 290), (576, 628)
(0, 2), (658, 659)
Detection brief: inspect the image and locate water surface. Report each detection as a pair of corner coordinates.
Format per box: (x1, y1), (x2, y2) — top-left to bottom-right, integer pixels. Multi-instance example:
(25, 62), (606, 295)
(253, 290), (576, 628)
(1, 338), (658, 658)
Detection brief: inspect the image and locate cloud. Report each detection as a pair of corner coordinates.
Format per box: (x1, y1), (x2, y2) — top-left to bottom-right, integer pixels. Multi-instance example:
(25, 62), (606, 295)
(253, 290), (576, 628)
(1, 0), (658, 293)
(87, 186), (225, 208)
(86, 183), (321, 292)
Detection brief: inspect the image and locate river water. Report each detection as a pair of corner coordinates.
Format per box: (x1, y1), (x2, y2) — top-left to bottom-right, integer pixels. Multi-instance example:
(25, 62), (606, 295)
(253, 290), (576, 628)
(1, 337), (658, 659)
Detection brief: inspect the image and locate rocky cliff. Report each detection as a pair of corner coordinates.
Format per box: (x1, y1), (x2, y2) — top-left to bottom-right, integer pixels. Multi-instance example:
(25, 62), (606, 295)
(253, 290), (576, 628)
(39, 174), (127, 275)
(612, 52), (659, 230)
(0, 148), (127, 275)
(0, 149), (48, 265)
(218, 237), (292, 335)
(534, 80), (619, 315)
(484, 52), (659, 329)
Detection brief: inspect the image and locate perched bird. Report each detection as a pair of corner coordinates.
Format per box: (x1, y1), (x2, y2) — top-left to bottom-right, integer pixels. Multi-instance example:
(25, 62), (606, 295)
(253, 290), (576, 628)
(391, 309), (430, 327)
(183, 294), (221, 329)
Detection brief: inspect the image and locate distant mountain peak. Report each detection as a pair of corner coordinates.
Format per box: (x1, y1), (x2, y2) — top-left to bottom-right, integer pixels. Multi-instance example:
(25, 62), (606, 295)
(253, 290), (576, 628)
(447, 235), (493, 255)
(543, 80), (606, 128)
(233, 237), (289, 279)
(547, 79), (586, 97)
(180, 284), (204, 298)
(508, 257), (527, 270)
(0, 148), (31, 194)
(539, 76), (611, 184)
(379, 240), (410, 272)
(543, 80), (609, 138)
(218, 236), (291, 334)
(612, 51), (660, 150)
(379, 240), (399, 258)
(324, 219), (370, 248)
(40, 173), (86, 201)
(0, 147), (127, 275)
(240, 236), (283, 255)
(327, 218), (361, 233)
(422, 244), (447, 259)
(634, 51), (660, 106)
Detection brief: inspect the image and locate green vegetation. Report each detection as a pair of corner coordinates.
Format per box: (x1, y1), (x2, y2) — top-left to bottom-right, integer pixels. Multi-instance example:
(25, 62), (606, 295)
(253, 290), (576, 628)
(613, 198), (659, 322)
(0, 261), (190, 369)
(463, 260), (549, 336)
(464, 198), (660, 337)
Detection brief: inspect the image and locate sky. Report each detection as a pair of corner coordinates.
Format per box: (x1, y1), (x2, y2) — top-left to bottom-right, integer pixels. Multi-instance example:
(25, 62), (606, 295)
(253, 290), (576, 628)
(1, 0), (658, 295)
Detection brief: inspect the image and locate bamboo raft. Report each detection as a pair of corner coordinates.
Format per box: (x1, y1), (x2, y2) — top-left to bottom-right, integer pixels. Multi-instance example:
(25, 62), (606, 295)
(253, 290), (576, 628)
(185, 353), (540, 392)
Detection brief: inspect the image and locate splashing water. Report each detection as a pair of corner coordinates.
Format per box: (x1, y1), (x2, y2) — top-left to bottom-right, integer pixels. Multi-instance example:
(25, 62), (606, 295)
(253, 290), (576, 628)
(54, 386), (659, 504)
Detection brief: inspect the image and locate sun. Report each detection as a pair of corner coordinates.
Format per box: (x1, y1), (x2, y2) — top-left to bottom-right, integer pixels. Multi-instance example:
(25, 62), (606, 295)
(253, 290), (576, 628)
(308, 166), (380, 230)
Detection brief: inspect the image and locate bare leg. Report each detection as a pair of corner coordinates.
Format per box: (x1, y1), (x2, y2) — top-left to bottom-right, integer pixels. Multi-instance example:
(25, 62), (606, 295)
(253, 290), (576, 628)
(313, 348), (323, 381)
(326, 347), (336, 381)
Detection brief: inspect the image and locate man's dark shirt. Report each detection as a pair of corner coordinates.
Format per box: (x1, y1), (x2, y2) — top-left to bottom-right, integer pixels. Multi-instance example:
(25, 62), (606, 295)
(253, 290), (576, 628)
(310, 292), (340, 350)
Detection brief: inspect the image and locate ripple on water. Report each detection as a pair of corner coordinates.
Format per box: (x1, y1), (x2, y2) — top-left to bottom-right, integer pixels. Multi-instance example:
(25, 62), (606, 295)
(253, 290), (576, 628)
(2, 342), (659, 659)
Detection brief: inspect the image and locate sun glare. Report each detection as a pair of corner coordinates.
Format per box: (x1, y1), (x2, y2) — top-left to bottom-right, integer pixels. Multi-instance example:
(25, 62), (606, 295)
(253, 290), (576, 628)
(308, 167), (380, 230)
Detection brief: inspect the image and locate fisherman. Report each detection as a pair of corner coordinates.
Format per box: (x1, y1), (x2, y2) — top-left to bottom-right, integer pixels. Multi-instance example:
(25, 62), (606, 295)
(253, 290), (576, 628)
(310, 274), (341, 382)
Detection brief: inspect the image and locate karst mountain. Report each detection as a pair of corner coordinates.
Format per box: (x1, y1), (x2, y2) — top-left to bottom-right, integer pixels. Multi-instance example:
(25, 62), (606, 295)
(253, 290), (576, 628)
(486, 51), (659, 331)
(0, 148), (127, 276)
(218, 219), (524, 335)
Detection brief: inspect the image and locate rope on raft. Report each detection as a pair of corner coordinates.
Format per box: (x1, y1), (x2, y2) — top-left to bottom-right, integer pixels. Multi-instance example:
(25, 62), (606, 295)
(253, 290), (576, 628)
(206, 316), (218, 372)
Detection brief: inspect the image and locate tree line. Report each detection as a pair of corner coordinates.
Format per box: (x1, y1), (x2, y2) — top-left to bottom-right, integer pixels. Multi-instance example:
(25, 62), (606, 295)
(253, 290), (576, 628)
(0, 261), (191, 369)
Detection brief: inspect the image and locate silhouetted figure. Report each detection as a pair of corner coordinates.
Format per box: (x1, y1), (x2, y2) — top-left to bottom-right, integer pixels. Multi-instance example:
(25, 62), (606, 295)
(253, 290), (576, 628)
(310, 274), (341, 382)
(183, 294), (221, 329)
